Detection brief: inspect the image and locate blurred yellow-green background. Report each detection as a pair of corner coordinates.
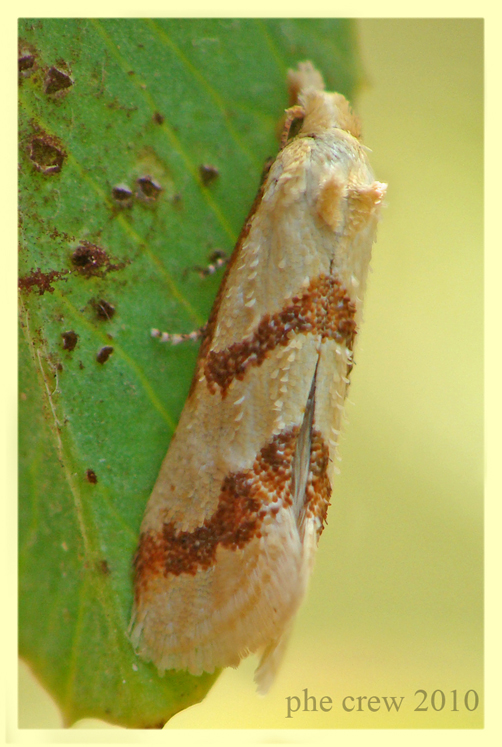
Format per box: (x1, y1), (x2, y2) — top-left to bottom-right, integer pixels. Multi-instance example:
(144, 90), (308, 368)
(19, 18), (483, 730)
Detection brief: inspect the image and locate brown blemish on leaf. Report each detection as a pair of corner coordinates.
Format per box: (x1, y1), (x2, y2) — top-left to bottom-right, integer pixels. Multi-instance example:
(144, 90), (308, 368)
(96, 346), (114, 364)
(18, 267), (69, 295)
(71, 243), (124, 278)
(44, 66), (73, 95)
(112, 184), (133, 206)
(106, 98), (138, 116)
(71, 244), (108, 274)
(91, 298), (116, 321)
(61, 331), (78, 351)
(153, 112), (164, 124)
(49, 226), (75, 242)
(199, 164), (219, 186)
(98, 559), (110, 575)
(136, 175), (162, 201)
(19, 53), (35, 73)
(143, 721), (167, 730)
(28, 134), (66, 175)
(86, 469), (98, 484)
(18, 40), (37, 79)
(203, 274), (356, 396)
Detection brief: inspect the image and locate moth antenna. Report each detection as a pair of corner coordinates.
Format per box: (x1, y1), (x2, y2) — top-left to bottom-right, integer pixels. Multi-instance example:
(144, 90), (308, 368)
(151, 325), (206, 344)
(184, 249), (229, 279)
(280, 104), (305, 149)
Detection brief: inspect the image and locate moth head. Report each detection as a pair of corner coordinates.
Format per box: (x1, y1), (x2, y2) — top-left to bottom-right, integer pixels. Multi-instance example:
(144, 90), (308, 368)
(300, 89), (362, 140)
(287, 60), (326, 104)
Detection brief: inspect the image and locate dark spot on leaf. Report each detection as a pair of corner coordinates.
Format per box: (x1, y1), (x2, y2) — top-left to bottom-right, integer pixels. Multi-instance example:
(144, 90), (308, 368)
(18, 40), (37, 79)
(44, 66), (73, 95)
(61, 330), (78, 351)
(49, 226), (75, 242)
(19, 54), (35, 73)
(127, 70), (135, 76)
(199, 163), (219, 185)
(86, 469), (98, 484)
(136, 175), (162, 201)
(106, 98), (138, 115)
(92, 298), (116, 321)
(96, 346), (114, 364)
(98, 559), (110, 575)
(143, 721), (167, 729)
(28, 135), (66, 175)
(72, 243), (107, 271)
(153, 112), (164, 124)
(18, 267), (68, 295)
(71, 243), (122, 277)
(112, 184), (133, 206)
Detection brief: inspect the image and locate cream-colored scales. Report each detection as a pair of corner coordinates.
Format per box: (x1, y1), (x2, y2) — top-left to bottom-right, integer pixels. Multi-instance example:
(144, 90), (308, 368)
(130, 61), (386, 692)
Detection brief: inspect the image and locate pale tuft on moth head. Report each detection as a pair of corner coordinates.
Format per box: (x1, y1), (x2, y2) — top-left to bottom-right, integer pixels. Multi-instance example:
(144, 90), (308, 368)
(300, 90), (362, 139)
(287, 60), (361, 139)
(287, 60), (326, 103)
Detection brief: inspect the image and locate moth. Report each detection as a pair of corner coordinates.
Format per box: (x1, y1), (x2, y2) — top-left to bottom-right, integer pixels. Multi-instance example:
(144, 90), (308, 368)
(130, 61), (386, 693)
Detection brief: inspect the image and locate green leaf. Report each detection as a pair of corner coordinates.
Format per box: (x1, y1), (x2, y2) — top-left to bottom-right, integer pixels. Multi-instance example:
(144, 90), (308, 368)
(19, 18), (361, 728)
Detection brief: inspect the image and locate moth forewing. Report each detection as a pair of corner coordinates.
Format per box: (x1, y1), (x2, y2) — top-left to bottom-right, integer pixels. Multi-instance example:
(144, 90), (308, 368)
(131, 61), (386, 692)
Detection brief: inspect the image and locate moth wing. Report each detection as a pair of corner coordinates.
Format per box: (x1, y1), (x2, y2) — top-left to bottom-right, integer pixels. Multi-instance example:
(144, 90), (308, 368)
(132, 356), (324, 680)
(254, 514), (318, 694)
